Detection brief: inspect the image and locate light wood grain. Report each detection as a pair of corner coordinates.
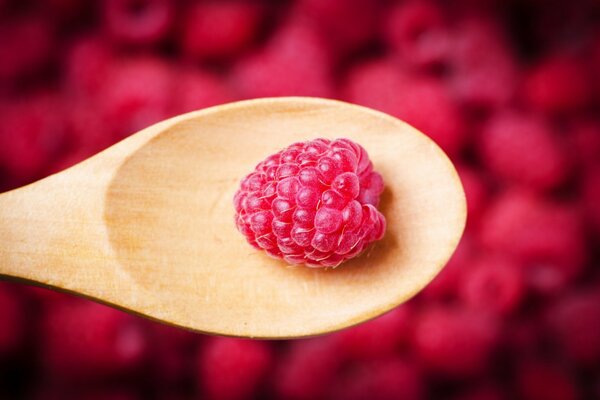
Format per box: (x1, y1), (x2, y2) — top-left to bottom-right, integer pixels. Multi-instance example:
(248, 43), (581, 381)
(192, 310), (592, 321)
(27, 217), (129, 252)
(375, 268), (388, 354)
(0, 97), (466, 338)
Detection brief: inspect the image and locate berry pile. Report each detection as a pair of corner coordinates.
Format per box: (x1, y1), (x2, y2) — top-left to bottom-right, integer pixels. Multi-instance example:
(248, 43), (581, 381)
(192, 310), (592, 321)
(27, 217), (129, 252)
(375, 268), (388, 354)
(1, 0), (600, 399)
(234, 138), (385, 268)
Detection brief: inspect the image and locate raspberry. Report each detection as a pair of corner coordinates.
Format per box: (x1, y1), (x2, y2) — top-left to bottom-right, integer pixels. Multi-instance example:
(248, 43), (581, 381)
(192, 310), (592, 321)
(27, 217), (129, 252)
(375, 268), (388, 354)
(180, 1), (262, 59)
(384, 0), (451, 68)
(446, 17), (517, 109)
(296, 0), (380, 53)
(421, 234), (476, 300)
(234, 138), (386, 268)
(479, 190), (586, 294)
(452, 384), (505, 400)
(521, 53), (592, 115)
(478, 111), (569, 191)
(0, 15), (54, 82)
(148, 323), (197, 387)
(198, 337), (272, 400)
(566, 120), (600, 170)
(582, 164), (600, 236)
(545, 289), (600, 365)
(0, 283), (24, 356)
(516, 360), (579, 400)
(231, 18), (333, 98)
(412, 305), (499, 376)
(333, 305), (412, 361)
(330, 358), (424, 400)
(42, 300), (148, 380)
(0, 93), (68, 183)
(275, 338), (341, 400)
(169, 68), (232, 115)
(98, 56), (171, 137)
(102, 0), (174, 46)
(456, 164), (490, 228)
(344, 59), (466, 156)
(458, 254), (524, 315)
(63, 36), (113, 97)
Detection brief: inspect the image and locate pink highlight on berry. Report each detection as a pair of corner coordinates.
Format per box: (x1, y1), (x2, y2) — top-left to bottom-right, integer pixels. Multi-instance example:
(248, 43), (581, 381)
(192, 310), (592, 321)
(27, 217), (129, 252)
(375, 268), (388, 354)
(234, 138), (386, 268)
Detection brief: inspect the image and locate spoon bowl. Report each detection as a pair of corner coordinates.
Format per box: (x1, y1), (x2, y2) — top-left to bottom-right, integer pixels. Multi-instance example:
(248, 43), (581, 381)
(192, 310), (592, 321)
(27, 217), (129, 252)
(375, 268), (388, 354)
(0, 97), (466, 338)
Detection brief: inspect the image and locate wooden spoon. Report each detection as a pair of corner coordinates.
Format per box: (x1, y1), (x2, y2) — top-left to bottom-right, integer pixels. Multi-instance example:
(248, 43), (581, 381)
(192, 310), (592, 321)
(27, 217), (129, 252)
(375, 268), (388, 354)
(0, 97), (466, 338)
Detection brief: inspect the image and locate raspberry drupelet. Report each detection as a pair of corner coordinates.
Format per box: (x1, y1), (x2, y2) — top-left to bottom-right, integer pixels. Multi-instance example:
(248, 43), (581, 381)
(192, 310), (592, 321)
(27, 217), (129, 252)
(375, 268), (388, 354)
(234, 138), (386, 268)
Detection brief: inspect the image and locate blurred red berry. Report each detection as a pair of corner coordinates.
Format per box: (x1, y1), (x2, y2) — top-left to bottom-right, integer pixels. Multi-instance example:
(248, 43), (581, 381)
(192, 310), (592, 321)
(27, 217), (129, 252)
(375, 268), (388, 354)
(330, 358), (424, 400)
(42, 301), (148, 380)
(521, 54), (592, 115)
(275, 338), (341, 400)
(344, 59), (465, 155)
(0, 16), (54, 82)
(0, 94), (68, 182)
(459, 254), (524, 314)
(545, 289), (600, 365)
(566, 120), (600, 170)
(384, 0), (451, 68)
(479, 111), (569, 191)
(421, 234), (477, 300)
(99, 57), (172, 136)
(413, 306), (499, 376)
(232, 18), (333, 98)
(64, 36), (113, 97)
(516, 360), (579, 400)
(451, 384), (505, 400)
(447, 17), (517, 109)
(297, 0), (380, 52)
(582, 163), (600, 236)
(480, 190), (586, 293)
(180, 1), (262, 59)
(169, 68), (232, 115)
(198, 337), (272, 400)
(0, 284), (24, 355)
(334, 306), (412, 361)
(457, 165), (490, 227)
(102, 0), (173, 45)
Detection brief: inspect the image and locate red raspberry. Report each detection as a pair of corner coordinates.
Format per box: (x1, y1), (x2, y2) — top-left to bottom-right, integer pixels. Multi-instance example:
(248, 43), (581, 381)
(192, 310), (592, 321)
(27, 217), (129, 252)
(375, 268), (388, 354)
(234, 138), (386, 268)
(446, 17), (517, 109)
(330, 358), (424, 400)
(458, 254), (524, 315)
(456, 164), (490, 228)
(344, 59), (466, 156)
(582, 163), (600, 236)
(296, 0), (380, 53)
(479, 190), (586, 294)
(275, 338), (341, 400)
(516, 360), (579, 400)
(180, 1), (262, 59)
(0, 283), (24, 356)
(231, 18), (333, 98)
(198, 337), (272, 400)
(0, 93), (68, 183)
(412, 305), (499, 377)
(102, 0), (174, 46)
(383, 0), (451, 68)
(98, 56), (172, 137)
(42, 300), (148, 380)
(521, 54), (592, 115)
(63, 36), (113, 97)
(566, 120), (600, 170)
(333, 305), (412, 361)
(478, 111), (569, 191)
(0, 15), (54, 82)
(452, 384), (505, 400)
(169, 68), (233, 115)
(545, 289), (600, 366)
(148, 323), (198, 387)
(421, 234), (477, 301)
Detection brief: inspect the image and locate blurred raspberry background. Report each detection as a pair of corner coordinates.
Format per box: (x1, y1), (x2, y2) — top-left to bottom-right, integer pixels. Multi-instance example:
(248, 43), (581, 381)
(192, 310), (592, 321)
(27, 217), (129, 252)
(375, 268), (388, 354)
(1, 0), (600, 398)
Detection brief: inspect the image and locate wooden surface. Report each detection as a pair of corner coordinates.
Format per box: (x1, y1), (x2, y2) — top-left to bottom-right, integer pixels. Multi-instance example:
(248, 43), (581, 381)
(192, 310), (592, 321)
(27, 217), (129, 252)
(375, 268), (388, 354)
(0, 97), (466, 338)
